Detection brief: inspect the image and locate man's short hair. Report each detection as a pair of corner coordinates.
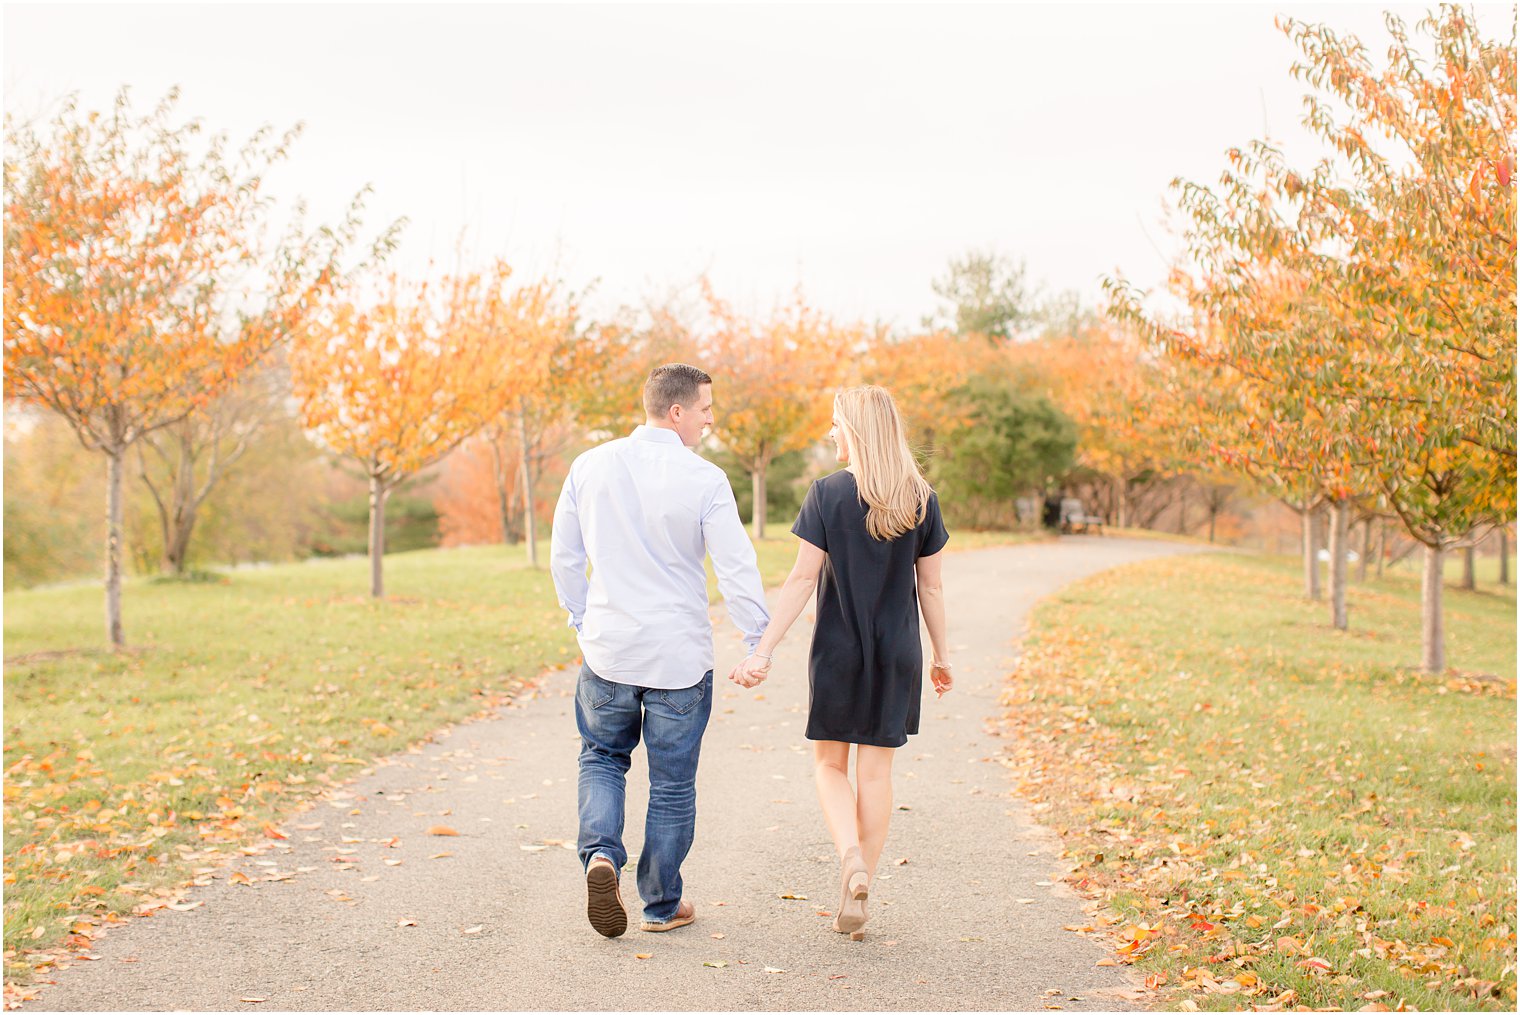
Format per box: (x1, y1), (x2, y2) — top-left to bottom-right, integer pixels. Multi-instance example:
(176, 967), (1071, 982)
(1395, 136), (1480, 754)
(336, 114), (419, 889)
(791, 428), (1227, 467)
(643, 363), (712, 419)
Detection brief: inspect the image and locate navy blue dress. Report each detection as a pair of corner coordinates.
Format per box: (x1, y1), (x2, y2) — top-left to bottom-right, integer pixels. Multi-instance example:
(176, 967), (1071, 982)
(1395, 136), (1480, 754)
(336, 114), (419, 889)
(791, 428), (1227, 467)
(790, 470), (949, 748)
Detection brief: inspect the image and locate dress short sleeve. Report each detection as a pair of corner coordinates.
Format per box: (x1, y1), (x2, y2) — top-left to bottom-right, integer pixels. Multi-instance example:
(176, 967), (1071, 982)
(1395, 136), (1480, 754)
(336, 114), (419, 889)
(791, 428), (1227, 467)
(917, 491), (949, 557)
(791, 480), (827, 551)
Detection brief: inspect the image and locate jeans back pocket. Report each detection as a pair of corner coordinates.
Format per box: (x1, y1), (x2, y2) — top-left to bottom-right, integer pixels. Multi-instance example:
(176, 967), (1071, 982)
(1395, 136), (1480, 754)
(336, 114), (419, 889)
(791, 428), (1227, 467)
(579, 667), (617, 710)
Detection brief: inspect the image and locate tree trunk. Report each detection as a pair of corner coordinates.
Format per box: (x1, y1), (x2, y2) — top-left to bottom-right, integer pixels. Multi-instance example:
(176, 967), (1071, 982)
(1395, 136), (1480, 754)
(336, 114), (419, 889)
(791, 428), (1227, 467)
(1207, 506), (1217, 544)
(1421, 542), (1445, 673)
(519, 408), (537, 568)
(489, 437), (514, 546)
(1461, 544), (1476, 590)
(1176, 485), (1189, 535)
(368, 472), (388, 598)
(139, 430), (196, 576)
(164, 431), (198, 574)
(1115, 475), (1128, 529)
(1302, 506), (1322, 601)
(752, 456), (769, 540)
(165, 427), (198, 574)
(1376, 518), (1387, 578)
(1501, 528), (1510, 586)
(1328, 499), (1349, 630)
(1357, 516), (1372, 582)
(105, 448), (126, 647)
(162, 511), (196, 575)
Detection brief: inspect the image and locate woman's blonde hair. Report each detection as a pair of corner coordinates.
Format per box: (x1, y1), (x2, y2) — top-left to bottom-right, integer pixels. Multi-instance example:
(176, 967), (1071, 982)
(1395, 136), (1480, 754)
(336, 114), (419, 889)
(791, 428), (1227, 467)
(834, 385), (933, 541)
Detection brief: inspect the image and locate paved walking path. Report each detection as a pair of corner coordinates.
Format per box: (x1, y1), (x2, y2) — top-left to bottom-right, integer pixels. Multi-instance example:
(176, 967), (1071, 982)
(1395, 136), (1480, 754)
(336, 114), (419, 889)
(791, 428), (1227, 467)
(27, 537), (1203, 1012)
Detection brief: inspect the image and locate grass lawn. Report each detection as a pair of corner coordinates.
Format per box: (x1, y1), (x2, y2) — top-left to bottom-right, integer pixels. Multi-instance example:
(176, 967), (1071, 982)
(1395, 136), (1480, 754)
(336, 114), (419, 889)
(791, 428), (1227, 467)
(998, 551), (1516, 1011)
(3, 544), (579, 986)
(734, 524), (1046, 592)
(1381, 549), (1517, 588)
(4, 525), (1036, 987)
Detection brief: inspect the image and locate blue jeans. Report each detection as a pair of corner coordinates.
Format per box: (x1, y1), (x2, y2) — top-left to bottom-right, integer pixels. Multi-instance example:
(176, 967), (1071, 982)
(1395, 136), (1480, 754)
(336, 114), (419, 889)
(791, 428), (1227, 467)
(574, 663), (713, 924)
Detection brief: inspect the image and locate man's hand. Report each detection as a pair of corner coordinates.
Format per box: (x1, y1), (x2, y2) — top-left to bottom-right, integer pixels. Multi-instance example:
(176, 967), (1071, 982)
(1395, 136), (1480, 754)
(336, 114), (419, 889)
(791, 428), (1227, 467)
(729, 653), (771, 688)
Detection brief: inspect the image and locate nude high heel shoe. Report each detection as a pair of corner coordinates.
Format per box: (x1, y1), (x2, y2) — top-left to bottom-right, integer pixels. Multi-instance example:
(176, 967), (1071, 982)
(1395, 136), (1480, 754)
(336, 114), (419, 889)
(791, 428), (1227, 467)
(832, 846), (870, 940)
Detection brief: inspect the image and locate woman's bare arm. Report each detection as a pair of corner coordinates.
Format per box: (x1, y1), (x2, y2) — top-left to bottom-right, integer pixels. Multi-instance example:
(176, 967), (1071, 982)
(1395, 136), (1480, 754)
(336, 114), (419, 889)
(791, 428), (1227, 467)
(732, 539), (827, 686)
(915, 550), (952, 695)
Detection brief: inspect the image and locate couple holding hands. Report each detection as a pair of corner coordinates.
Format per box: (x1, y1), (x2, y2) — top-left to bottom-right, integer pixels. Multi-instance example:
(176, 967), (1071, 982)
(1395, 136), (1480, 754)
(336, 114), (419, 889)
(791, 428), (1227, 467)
(549, 364), (951, 943)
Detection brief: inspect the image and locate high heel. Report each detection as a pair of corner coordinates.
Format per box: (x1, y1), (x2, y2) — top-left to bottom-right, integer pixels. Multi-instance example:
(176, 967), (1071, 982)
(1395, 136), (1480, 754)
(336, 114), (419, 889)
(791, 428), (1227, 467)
(833, 847), (870, 938)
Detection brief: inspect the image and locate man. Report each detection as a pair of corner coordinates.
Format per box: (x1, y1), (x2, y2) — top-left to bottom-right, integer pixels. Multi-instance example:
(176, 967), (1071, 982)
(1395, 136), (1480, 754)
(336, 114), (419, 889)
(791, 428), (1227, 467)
(550, 363), (770, 938)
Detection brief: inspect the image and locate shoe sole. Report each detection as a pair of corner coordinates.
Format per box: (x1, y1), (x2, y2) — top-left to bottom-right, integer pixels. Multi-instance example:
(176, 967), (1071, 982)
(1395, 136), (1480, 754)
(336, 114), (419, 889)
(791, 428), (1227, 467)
(586, 863), (627, 938)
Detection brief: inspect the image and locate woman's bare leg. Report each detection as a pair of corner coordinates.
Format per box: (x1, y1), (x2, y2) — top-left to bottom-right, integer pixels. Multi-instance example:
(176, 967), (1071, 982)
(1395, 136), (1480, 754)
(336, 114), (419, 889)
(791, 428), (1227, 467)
(854, 744), (896, 877)
(812, 740), (860, 857)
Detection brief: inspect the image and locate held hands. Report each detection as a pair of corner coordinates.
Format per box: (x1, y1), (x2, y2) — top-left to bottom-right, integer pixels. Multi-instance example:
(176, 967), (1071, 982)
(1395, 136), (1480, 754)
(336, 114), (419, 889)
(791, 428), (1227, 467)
(728, 652), (772, 688)
(930, 660), (953, 698)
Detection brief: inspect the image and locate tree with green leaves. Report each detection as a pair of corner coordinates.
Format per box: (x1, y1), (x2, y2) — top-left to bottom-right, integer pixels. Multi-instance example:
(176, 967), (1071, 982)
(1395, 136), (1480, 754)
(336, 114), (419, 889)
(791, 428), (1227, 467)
(931, 374), (1076, 528)
(924, 249), (1033, 342)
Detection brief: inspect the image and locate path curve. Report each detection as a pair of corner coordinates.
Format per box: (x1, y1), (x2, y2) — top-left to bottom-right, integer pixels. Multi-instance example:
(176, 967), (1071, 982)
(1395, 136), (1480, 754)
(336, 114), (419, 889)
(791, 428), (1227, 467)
(26, 536), (1205, 1012)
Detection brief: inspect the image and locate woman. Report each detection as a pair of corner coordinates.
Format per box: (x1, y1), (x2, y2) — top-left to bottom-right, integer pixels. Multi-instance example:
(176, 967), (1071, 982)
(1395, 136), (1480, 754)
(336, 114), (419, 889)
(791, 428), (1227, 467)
(730, 385), (952, 942)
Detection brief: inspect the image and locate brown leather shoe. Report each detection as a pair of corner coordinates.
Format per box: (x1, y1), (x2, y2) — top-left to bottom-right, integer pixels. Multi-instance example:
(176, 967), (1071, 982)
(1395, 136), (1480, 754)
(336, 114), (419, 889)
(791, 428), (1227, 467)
(639, 899), (696, 933)
(586, 856), (627, 938)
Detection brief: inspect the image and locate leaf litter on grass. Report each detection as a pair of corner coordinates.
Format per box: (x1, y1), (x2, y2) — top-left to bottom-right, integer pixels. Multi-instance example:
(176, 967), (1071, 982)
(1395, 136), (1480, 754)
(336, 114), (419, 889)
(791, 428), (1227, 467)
(992, 554), (1517, 1012)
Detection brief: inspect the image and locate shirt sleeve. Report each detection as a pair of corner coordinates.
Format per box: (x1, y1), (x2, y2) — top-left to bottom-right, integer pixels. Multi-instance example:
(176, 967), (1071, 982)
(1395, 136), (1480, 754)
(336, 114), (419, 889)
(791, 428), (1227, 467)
(917, 491), (949, 558)
(702, 474), (771, 653)
(548, 466), (588, 633)
(791, 480), (827, 551)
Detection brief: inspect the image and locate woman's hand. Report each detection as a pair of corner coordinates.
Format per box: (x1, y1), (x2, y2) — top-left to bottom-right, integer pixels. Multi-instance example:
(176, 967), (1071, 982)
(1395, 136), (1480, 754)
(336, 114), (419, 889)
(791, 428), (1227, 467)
(731, 653), (772, 688)
(929, 660), (953, 697)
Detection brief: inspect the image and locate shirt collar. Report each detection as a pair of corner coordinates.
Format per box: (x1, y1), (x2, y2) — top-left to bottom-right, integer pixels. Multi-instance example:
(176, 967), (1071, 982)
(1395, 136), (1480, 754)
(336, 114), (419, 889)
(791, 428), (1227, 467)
(632, 424), (685, 446)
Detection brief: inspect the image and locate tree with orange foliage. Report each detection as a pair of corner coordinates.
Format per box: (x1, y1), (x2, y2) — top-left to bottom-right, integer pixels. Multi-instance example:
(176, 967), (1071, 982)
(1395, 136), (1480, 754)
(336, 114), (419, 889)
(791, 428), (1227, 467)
(458, 296), (684, 565)
(1110, 7), (1515, 665)
(3, 88), (380, 645)
(1279, 8), (1515, 667)
(471, 277), (571, 567)
(291, 264), (518, 596)
(700, 285), (857, 539)
(1021, 320), (1185, 530)
(863, 328), (1005, 453)
(436, 432), (525, 547)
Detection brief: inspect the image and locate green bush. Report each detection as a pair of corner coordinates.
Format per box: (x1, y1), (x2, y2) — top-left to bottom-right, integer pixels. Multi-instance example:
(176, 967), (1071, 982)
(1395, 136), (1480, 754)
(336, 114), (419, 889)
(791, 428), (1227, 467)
(932, 374), (1076, 528)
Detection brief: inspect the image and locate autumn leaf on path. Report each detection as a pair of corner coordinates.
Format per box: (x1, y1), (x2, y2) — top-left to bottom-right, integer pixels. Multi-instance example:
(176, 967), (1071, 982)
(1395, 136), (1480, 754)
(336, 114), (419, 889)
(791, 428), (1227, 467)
(427, 825), (459, 836)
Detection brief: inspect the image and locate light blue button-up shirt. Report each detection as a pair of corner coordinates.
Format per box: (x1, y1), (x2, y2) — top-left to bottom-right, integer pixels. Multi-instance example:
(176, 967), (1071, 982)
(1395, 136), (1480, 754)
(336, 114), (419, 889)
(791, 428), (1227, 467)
(549, 425), (770, 689)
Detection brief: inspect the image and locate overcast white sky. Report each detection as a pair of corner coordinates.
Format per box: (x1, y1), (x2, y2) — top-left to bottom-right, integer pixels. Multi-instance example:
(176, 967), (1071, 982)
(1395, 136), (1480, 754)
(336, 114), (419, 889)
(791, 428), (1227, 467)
(4, 2), (1510, 328)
